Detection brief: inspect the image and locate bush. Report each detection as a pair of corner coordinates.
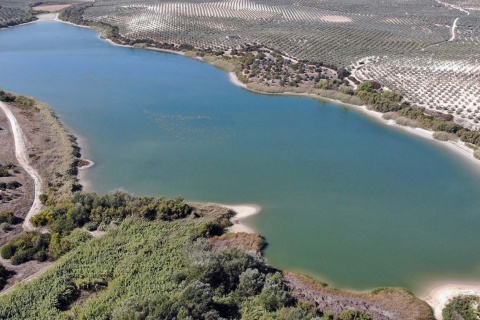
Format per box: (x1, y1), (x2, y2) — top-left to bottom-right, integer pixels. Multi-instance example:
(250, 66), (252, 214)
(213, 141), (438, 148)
(258, 273), (289, 312)
(358, 82), (374, 92)
(11, 248), (36, 265)
(39, 194), (48, 205)
(340, 86), (354, 95)
(442, 295), (479, 320)
(338, 310), (373, 320)
(0, 212), (14, 224)
(1, 232), (51, 264)
(1, 244), (15, 259)
(474, 150), (480, 160)
(433, 131), (457, 142)
(6, 181), (21, 190)
(396, 116), (420, 128)
(0, 263), (10, 290)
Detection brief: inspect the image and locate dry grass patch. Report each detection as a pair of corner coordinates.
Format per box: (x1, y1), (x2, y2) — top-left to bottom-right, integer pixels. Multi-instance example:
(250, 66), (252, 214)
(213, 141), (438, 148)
(209, 233), (264, 252)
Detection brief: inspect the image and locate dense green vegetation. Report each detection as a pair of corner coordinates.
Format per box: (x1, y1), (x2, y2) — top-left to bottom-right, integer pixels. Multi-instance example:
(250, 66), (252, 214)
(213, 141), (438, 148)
(442, 295), (480, 320)
(0, 263), (10, 291)
(0, 204), (321, 319)
(0, 191), (382, 319)
(0, 231), (50, 265)
(356, 82), (480, 149)
(0, 191), (191, 266)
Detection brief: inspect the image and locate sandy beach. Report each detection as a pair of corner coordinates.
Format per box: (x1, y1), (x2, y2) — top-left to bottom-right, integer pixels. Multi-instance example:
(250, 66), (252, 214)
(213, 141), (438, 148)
(220, 204), (261, 234)
(423, 283), (480, 319)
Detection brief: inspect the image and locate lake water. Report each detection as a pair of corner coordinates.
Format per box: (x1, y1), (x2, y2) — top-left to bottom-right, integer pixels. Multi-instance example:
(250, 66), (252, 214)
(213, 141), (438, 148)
(1, 21), (480, 292)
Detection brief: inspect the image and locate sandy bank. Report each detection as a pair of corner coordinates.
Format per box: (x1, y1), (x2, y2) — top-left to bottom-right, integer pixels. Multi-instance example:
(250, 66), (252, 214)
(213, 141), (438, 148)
(219, 204), (261, 234)
(423, 283), (480, 319)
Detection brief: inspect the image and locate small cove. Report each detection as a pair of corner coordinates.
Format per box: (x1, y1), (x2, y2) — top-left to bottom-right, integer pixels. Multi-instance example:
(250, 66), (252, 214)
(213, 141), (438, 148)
(1, 21), (480, 292)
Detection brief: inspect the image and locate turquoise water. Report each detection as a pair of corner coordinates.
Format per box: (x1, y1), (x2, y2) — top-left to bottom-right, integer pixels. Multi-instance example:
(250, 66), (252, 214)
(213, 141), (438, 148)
(1, 21), (480, 292)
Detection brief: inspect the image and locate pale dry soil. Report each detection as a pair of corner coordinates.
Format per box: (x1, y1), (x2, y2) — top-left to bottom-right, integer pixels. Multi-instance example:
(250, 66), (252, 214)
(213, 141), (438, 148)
(0, 109), (34, 246)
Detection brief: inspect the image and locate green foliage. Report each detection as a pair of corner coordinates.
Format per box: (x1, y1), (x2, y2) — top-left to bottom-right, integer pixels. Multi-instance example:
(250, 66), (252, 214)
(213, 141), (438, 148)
(475, 149), (480, 160)
(357, 82), (374, 92)
(258, 272), (289, 312)
(337, 310), (372, 320)
(0, 231), (51, 265)
(0, 213), (321, 319)
(315, 80), (341, 90)
(39, 193), (48, 205)
(357, 91), (404, 113)
(0, 263), (9, 290)
(6, 181), (21, 189)
(0, 211), (15, 224)
(442, 295), (480, 320)
(339, 86), (354, 95)
(31, 191), (192, 236)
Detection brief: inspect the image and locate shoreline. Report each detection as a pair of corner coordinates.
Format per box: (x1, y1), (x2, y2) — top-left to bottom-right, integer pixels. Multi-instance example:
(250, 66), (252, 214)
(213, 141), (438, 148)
(7, 15), (480, 312)
(226, 74), (480, 172)
(49, 11), (480, 171)
(218, 204), (261, 234)
(422, 283), (480, 319)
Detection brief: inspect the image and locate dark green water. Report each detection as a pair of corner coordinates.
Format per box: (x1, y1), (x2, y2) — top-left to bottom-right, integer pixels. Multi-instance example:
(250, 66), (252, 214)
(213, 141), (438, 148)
(1, 21), (480, 292)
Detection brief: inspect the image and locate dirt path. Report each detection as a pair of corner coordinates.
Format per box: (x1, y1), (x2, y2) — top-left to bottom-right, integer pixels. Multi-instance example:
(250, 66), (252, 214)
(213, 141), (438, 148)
(449, 17), (459, 41)
(0, 102), (42, 231)
(435, 0), (470, 15)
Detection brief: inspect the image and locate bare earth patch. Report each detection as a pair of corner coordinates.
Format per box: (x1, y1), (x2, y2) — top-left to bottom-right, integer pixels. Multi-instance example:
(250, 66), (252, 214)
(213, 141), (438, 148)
(32, 4), (73, 12)
(321, 15), (352, 23)
(0, 109), (34, 246)
(284, 272), (434, 320)
(0, 257), (53, 296)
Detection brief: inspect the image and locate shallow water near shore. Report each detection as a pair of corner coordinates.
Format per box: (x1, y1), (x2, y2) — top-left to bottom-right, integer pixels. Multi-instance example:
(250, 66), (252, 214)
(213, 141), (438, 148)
(2, 21), (480, 292)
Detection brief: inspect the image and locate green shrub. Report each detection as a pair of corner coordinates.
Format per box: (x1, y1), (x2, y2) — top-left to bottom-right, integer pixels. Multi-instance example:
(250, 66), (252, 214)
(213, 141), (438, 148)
(1, 232), (51, 264)
(39, 194), (48, 205)
(0, 212), (14, 224)
(338, 310), (373, 320)
(442, 295), (479, 320)
(6, 181), (21, 189)
(433, 131), (457, 141)
(474, 149), (480, 160)
(358, 82), (374, 92)
(258, 273), (289, 312)
(0, 244), (15, 259)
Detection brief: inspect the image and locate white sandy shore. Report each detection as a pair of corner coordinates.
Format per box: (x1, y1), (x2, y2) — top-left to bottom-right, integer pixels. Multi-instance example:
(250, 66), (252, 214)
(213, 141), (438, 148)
(423, 284), (480, 319)
(0, 102), (43, 231)
(219, 204), (261, 234)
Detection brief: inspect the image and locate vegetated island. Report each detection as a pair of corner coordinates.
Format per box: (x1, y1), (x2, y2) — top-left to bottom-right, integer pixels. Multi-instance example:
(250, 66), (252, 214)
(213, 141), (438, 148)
(0, 91), (436, 319)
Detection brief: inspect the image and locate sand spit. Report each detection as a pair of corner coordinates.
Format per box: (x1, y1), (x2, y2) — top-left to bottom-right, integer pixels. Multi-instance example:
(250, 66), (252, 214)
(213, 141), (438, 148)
(423, 284), (480, 319)
(220, 204), (261, 234)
